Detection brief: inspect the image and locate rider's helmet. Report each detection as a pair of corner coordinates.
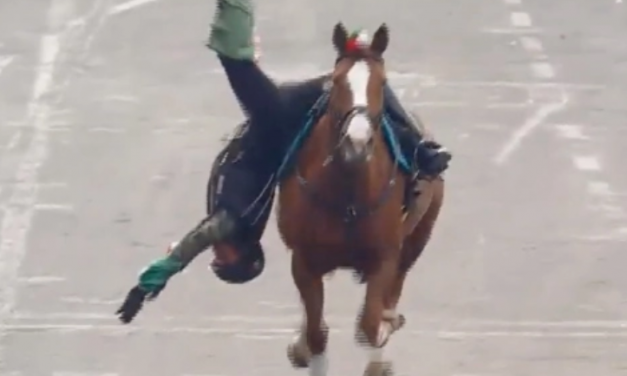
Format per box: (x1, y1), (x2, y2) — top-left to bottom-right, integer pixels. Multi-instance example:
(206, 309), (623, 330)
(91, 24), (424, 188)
(209, 240), (265, 284)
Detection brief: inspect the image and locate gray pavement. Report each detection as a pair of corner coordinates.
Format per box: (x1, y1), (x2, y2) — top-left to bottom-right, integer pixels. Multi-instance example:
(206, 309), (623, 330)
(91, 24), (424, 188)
(1, 0), (626, 375)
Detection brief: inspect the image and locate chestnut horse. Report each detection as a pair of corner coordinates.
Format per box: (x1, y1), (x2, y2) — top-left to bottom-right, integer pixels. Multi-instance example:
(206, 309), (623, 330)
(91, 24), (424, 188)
(276, 23), (445, 376)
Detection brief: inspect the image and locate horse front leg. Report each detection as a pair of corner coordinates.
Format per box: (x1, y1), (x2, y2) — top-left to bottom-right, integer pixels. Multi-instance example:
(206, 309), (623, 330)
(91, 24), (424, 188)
(381, 271), (408, 341)
(357, 253), (401, 376)
(287, 251), (329, 376)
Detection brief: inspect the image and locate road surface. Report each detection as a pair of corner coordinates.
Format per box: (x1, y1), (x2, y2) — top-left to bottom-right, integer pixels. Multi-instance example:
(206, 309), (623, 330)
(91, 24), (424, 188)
(0, 0), (626, 375)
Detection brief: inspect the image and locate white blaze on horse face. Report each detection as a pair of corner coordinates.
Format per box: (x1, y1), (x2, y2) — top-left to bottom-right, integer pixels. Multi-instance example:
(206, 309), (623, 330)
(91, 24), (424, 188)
(345, 61), (372, 143)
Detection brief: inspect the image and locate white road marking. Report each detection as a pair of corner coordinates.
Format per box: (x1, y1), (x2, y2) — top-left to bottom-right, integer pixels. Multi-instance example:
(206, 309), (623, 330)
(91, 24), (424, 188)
(60, 297), (121, 305)
(429, 80), (602, 90)
(3, 132), (22, 151)
(482, 27), (542, 34)
(108, 0), (162, 15)
(494, 92), (569, 165)
(0, 55), (15, 78)
(503, 0), (522, 4)
(555, 124), (588, 140)
(88, 127), (125, 133)
(519, 36), (544, 52)
(2, 322), (627, 339)
(17, 276), (65, 286)
(13, 312), (627, 329)
(409, 101), (468, 108)
(582, 227), (627, 241)
(573, 155), (601, 171)
(53, 372), (119, 376)
(0, 0), (73, 363)
(531, 62), (556, 79)
(587, 181), (612, 196)
(34, 203), (74, 211)
(510, 12), (532, 27)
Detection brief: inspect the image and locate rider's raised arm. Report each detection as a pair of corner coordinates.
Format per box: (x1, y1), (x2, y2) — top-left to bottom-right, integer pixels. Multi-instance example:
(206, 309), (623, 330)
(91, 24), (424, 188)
(207, 0), (282, 122)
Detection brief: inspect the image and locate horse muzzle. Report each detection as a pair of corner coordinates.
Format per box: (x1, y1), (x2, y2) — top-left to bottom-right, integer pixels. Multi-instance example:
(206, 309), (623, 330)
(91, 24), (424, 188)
(339, 137), (372, 165)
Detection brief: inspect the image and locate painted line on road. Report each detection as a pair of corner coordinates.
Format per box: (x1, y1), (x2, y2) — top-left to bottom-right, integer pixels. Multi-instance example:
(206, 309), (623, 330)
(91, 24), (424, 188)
(12, 312), (627, 329)
(108, 0), (162, 15)
(3, 131), (22, 151)
(0, 0), (71, 359)
(510, 12), (532, 27)
(554, 124), (589, 140)
(587, 181), (613, 196)
(482, 27), (542, 34)
(34, 203), (74, 212)
(427, 80), (602, 90)
(3, 322), (627, 340)
(573, 155), (601, 172)
(53, 372), (119, 376)
(18, 275), (66, 285)
(493, 92), (569, 165)
(519, 36), (544, 53)
(531, 62), (556, 79)
(0, 55), (16, 78)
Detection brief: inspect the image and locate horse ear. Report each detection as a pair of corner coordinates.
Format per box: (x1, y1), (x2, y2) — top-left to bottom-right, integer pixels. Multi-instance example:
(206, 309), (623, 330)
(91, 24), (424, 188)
(370, 23), (389, 55)
(332, 22), (349, 54)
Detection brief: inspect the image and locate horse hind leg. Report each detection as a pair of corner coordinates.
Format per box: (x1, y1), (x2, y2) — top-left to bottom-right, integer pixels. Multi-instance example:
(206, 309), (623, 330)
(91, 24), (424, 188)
(286, 251), (329, 376)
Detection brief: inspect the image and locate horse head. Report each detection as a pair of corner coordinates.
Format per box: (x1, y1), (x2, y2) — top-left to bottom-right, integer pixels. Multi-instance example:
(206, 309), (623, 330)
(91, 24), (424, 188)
(328, 22), (389, 166)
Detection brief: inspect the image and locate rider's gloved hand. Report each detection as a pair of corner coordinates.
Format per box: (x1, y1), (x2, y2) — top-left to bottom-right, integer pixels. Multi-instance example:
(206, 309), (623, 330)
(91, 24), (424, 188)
(115, 283), (166, 324)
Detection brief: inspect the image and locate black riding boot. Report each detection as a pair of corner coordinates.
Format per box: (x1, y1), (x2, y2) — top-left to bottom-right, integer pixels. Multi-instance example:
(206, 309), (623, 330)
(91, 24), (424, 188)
(383, 84), (451, 177)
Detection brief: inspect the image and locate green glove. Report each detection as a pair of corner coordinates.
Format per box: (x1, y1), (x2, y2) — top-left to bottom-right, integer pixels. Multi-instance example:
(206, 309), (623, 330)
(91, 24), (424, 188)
(137, 255), (184, 294)
(207, 0), (256, 60)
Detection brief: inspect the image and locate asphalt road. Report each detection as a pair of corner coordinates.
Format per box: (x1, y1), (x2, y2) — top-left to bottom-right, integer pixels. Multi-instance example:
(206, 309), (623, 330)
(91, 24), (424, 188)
(1, 0), (626, 375)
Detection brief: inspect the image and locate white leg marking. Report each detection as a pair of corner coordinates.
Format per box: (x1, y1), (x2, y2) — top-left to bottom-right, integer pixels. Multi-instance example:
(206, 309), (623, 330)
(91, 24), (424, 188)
(308, 354), (328, 376)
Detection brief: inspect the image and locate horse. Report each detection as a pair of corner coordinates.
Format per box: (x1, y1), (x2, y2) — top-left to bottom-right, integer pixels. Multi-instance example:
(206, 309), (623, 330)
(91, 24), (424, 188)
(276, 22), (446, 376)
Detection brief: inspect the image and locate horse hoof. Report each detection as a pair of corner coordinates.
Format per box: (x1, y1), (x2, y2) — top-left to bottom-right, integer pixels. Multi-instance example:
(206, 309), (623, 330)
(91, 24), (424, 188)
(286, 343), (310, 369)
(392, 314), (406, 331)
(364, 361), (394, 376)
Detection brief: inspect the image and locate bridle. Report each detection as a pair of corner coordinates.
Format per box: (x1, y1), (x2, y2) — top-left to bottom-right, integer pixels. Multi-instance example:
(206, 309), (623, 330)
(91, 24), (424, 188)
(295, 80), (399, 225)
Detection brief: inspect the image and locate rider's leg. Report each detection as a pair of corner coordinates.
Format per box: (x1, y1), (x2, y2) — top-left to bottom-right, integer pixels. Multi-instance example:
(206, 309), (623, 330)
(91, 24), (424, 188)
(217, 57), (282, 123)
(382, 83), (451, 176)
(207, 0), (282, 124)
(278, 75), (330, 139)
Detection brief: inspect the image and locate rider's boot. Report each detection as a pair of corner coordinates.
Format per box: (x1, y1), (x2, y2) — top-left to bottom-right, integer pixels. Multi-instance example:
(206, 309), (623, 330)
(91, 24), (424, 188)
(383, 83), (451, 178)
(207, 0), (256, 60)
